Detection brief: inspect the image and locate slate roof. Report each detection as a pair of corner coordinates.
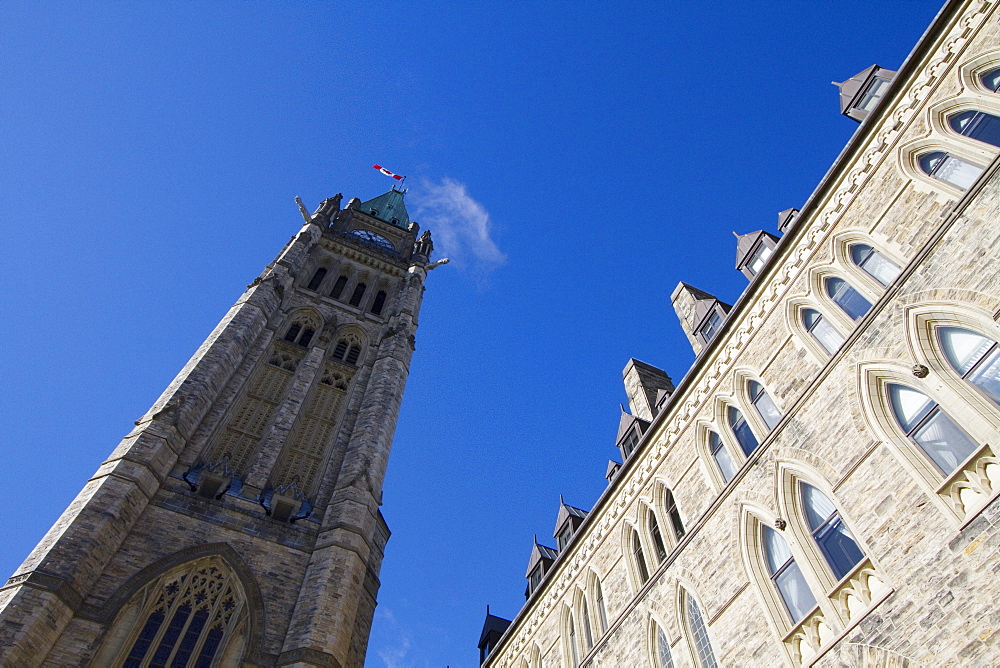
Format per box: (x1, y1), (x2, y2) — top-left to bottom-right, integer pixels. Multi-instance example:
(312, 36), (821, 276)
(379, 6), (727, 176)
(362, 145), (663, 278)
(553, 496), (589, 536)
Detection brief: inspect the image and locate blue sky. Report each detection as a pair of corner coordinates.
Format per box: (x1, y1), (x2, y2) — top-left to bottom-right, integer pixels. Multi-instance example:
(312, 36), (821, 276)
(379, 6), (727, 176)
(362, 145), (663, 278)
(1, 2), (943, 666)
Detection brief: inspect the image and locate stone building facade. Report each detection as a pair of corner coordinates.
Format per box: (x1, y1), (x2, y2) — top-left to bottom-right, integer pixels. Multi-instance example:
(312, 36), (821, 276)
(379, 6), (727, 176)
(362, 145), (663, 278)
(482, 0), (1000, 666)
(0, 188), (442, 667)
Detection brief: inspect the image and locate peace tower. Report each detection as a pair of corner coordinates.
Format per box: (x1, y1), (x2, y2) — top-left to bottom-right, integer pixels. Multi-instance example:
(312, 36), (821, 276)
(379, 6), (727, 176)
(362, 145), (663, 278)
(0, 188), (442, 667)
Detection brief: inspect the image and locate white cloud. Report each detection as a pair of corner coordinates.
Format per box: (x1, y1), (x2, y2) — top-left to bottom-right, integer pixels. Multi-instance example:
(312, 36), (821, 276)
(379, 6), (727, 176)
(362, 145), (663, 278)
(374, 607), (413, 668)
(411, 177), (506, 282)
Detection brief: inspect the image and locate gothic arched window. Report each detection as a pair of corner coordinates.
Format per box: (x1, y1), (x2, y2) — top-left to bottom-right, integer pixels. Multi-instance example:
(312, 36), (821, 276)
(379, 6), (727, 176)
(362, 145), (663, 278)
(648, 509), (667, 562)
(632, 529), (649, 584)
(594, 578), (608, 634)
(888, 383), (978, 474)
(825, 276), (872, 321)
(283, 322), (315, 347)
(567, 611), (579, 667)
(654, 623), (674, 668)
(803, 308), (844, 355)
(349, 282), (367, 307)
(919, 151), (984, 190)
(664, 489), (685, 542)
(684, 592), (718, 668)
(937, 326), (1000, 404)
(948, 110), (1000, 148)
(748, 381), (781, 430)
(800, 484), (864, 580)
(728, 406), (758, 457)
(981, 67), (1000, 92)
(580, 597), (594, 652)
(112, 557), (248, 668)
(709, 430), (736, 482)
(764, 526), (816, 624)
(370, 290), (388, 316)
(330, 275), (348, 299)
(306, 267), (327, 291)
(332, 335), (364, 366)
(849, 243), (901, 287)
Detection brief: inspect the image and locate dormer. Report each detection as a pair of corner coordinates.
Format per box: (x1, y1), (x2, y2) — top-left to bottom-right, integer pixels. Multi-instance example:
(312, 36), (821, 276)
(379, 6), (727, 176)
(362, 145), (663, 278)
(777, 207), (800, 234)
(553, 496), (589, 551)
(524, 538), (558, 599)
(835, 65), (896, 123)
(735, 230), (780, 280)
(478, 607), (512, 665)
(616, 408), (651, 461)
(670, 282), (732, 355)
(606, 459), (622, 484)
(623, 358), (674, 420)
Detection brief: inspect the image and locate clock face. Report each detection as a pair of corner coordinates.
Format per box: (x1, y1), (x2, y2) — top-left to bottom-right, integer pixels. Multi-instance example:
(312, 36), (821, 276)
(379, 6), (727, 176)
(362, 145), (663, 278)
(348, 229), (397, 255)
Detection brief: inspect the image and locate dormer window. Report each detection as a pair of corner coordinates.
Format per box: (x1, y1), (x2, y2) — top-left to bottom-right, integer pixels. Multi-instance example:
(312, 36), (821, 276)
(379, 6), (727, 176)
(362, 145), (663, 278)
(369, 208), (378, 216)
(855, 76), (892, 114)
(836, 65), (896, 123)
(699, 310), (723, 343)
(621, 427), (640, 458)
(528, 565), (543, 592)
(556, 525), (573, 551)
(735, 230), (779, 280)
(746, 245), (773, 276)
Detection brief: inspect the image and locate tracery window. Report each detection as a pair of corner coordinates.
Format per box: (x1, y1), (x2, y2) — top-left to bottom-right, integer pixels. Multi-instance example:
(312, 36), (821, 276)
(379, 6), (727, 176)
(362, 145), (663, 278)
(888, 383), (978, 475)
(684, 592), (718, 668)
(849, 243), (900, 287)
(764, 526), (816, 624)
(748, 381), (781, 430)
(938, 326), (1000, 404)
(825, 276), (871, 321)
(728, 405), (758, 457)
(803, 308), (844, 355)
(709, 430), (736, 482)
(332, 335), (363, 366)
(654, 623), (675, 668)
(801, 484), (864, 581)
(919, 151), (985, 190)
(116, 557), (247, 668)
(283, 322), (315, 347)
(949, 110), (1000, 148)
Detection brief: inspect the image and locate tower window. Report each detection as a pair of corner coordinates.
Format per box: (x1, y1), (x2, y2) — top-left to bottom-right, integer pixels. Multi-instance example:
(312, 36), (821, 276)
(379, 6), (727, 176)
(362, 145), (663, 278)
(283, 324), (301, 343)
(332, 340), (348, 359)
(349, 283), (367, 307)
(919, 151), (984, 190)
(949, 110), (1000, 148)
(283, 322), (315, 347)
(298, 328), (314, 347)
(345, 345), (362, 365)
(306, 267), (327, 291)
(332, 338), (364, 366)
(331, 275), (348, 299)
(371, 290), (387, 316)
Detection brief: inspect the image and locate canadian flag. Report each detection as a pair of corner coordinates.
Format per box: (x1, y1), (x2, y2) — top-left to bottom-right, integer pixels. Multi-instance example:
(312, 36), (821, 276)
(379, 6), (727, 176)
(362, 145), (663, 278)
(373, 164), (404, 180)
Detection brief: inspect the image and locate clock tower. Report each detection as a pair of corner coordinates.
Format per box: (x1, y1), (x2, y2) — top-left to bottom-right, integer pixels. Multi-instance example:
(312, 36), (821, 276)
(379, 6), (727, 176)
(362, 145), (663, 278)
(0, 188), (441, 667)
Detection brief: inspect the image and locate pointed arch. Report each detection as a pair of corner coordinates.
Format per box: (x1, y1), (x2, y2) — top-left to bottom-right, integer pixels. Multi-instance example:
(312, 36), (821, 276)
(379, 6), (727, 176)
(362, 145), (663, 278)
(785, 296), (848, 361)
(280, 307), (325, 348)
(830, 231), (905, 293)
(330, 325), (368, 366)
(696, 420), (737, 491)
(622, 522), (651, 591)
(92, 544), (263, 668)
(675, 584), (719, 668)
(585, 570), (609, 638)
(647, 612), (676, 668)
(898, 135), (989, 195)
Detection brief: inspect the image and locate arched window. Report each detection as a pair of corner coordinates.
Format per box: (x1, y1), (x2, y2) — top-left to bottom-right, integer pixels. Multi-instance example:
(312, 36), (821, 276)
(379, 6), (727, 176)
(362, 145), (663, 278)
(763, 526), (816, 623)
(888, 383), (978, 474)
(800, 484), (864, 580)
(728, 406), (758, 457)
(580, 597), (594, 651)
(709, 430), (736, 482)
(632, 529), (649, 584)
(748, 381), (781, 430)
(568, 612), (579, 667)
(349, 282), (367, 307)
(332, 336), (364, 366)
(664, 489), (685, 542)
(594, 579), (608, 634)
(305, 267), (327, 291)
(919, 151), (985, 190)
(824, 276), (871, 321)
(283, 322), (315, 347)
(937, 326), (1000, 404)
(981, 67), (1000, 92)
(113, 558), (248, 668)
(648, 510), (667, 562)
(330, 275), (348, 299)
(948, 110), (1000, 148)
(684, 592), (718, 668)
(370, 290), (388, 316)
(655, 623), (674, 668)
(803, 308), (845, 355)
(849, 243), (900, 287)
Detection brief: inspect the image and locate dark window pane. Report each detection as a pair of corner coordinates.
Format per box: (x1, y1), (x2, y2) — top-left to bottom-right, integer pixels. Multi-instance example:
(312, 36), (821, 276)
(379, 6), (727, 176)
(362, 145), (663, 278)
(306, 268), (327, 291)
(981, 67), (1000, 92)
(331, 276), (348, 299)
(170, 607), (209, 667)
(150, 603), (191, 666)
(728, 406), (758, 456)
(950, 110), (1000, 148)
(665, 490), (685, 541)
(825, 277), (871, 321)
(349, 283), (367, 307)
(283, 324), (301, 342)
(649, 512), (667, 561)
(633, 531), (649, 582)
(346, 345), (361, 365)
(125, 609), (166, 666)
(333, 341), (348, 360)
(371, 290), (387, 315)
(814, 516), (865, 580)
(194, 625), (225, 668)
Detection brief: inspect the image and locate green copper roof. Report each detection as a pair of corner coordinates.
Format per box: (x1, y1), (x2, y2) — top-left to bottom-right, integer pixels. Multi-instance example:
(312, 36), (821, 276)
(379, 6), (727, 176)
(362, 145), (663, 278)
(359, 188), (410, 229)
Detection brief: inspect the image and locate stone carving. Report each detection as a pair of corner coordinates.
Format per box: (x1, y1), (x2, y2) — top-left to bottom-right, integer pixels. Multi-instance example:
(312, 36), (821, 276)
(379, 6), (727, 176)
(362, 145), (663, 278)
(312, 194), (342, 223)
(295, 196), (311, 223)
